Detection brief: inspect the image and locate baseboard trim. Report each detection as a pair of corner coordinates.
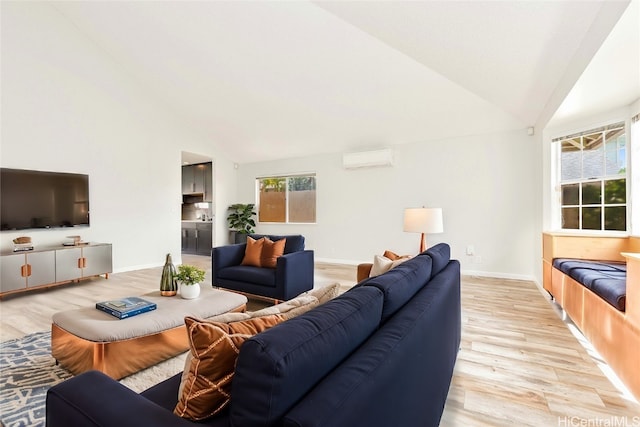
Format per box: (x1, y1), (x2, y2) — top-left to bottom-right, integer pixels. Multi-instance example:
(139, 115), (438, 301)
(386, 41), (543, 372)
(113, 263), (163, 274)
(461, 269), (536, 283)
(315, 257), (364, 266)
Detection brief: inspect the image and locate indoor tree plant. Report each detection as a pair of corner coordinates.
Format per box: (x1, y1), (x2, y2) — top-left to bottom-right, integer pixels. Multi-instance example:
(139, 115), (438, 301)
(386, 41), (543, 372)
(175, 264), (206, 299)
(227, 203), (257, 243)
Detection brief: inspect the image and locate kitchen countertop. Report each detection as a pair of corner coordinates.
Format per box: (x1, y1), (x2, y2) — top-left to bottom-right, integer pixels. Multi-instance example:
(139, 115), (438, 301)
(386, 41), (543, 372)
(181, 220), (213, 223)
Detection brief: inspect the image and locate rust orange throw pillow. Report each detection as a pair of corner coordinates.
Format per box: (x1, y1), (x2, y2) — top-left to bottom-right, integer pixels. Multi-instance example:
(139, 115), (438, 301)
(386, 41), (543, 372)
(261, 237), (286, 268)
(383, 250), (401, 261)
(174, 315), (286, 421)
(241, 236), (264, 267)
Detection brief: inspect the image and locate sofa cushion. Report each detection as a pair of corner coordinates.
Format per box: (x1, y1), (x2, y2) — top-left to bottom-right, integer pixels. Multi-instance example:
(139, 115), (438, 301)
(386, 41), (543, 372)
(261, 237), (287, 268)
(359, 255), (433, 322)
(552, 258), (626, 311)
(230, 286), (384, 427)
(250, 234), (305, 254)
(369, 255), (411, 277)
(241, 236), (264, 267)
(300, 283), (342, 304)
(174, 314), (286, 421)
(217, 265), (276, 287)
(425, 243), (451, 277)
(249, 295), (320, 319)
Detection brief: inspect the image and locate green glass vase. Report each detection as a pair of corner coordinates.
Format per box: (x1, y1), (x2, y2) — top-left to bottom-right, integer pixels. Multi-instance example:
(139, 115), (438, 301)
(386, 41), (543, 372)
(160, 253), (178, 296)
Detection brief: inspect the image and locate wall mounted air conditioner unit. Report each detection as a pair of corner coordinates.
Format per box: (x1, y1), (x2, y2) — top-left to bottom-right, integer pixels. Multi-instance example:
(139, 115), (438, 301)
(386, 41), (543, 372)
(342, 148), (394, 169)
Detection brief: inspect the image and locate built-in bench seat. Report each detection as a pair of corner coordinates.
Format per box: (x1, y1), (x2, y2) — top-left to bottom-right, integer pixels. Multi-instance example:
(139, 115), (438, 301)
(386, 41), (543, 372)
(552, 258), (626, 311)
(542, 233), (640, 402)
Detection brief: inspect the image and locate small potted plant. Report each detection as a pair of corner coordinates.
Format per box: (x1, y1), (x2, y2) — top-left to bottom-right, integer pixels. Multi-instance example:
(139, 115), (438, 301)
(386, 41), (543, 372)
(227, 203), (257, 244)
(175, 264), (206, 299)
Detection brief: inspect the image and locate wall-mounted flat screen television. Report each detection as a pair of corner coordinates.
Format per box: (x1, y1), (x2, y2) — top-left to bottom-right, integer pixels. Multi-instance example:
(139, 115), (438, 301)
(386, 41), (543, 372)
(1, 168), (90, 231)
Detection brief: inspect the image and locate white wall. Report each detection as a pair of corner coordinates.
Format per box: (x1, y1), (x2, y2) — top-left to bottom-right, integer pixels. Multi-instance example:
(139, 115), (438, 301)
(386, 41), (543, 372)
(237, 129), (539, 281)
(0, 2), (237, 271)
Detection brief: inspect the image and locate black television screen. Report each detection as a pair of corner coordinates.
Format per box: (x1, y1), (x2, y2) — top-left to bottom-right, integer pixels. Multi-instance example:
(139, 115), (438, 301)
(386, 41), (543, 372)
(1, 168), (90, 231)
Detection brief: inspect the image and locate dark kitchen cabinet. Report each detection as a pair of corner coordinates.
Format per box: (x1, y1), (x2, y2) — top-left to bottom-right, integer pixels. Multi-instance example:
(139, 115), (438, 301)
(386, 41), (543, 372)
(181, 223), (198, 254)
(181, 222), (212, 256)
(196, 223), (212, 256)
(182, 163), (212, 202)
(181, 165), (196, 194)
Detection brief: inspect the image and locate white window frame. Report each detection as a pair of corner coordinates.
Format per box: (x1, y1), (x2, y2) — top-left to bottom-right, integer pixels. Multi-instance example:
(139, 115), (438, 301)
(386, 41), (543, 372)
(552, 121), (630, 234)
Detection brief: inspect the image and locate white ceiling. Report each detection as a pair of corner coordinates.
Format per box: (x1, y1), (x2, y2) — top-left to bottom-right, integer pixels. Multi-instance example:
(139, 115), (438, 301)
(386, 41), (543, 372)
(51, 0), (638, 164)
(548, 0), (639, 128)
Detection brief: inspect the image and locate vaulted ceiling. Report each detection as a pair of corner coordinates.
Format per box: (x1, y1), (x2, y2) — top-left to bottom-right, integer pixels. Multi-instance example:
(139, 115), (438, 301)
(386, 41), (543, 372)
(52, 0), (638, 163)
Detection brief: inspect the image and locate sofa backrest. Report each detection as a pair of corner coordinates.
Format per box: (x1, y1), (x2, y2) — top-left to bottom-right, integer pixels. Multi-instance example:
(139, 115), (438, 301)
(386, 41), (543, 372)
(249, 234), (305, 254)
(359, 255), (433, 322)
(230, 286), (384, 427)
(424, 243), (451, 278)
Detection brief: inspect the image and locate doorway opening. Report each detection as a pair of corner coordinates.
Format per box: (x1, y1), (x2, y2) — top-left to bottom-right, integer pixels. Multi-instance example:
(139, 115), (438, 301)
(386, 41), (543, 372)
(181, 151), (215, 255)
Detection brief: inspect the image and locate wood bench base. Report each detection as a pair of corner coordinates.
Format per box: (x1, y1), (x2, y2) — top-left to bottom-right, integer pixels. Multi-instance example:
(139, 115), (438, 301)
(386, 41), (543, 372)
(542, 233), (640, 400)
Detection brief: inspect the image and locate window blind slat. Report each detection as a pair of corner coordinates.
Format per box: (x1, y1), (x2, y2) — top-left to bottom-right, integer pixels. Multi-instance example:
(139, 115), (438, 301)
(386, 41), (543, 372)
(552, 121), (625, 142)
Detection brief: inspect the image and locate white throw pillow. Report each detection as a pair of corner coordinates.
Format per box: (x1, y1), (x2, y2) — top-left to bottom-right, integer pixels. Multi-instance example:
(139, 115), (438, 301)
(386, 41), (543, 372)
(302, 283), (341, 304)
(250, 295), (319, 318)
(369, 255), (411, 277)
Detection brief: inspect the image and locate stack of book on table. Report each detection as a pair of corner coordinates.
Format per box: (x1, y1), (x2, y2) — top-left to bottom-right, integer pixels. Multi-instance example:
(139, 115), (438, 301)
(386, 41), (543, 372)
(13, 236), (33, 252)
(96, 297), (157, 319)
(13, 243), (34, 252)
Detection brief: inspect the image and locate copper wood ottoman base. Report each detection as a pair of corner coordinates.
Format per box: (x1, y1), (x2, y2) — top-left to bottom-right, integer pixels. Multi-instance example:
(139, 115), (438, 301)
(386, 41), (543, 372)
(51, 291), (246, 380)
(51, 300), (246, 380)
(51, 323), (192, 380)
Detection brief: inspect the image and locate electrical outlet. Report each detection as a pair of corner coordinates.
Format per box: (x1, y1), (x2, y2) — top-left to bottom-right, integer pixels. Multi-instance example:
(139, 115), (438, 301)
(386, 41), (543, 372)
(466, 245), (475, 256)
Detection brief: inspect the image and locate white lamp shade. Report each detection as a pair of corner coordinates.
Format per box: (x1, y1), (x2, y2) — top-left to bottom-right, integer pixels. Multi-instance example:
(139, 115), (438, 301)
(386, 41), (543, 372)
(403, 208), (444, 234)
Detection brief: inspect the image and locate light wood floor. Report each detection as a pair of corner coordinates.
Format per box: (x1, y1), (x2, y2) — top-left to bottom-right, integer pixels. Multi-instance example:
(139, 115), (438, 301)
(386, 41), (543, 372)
(1, 255), (638, 424)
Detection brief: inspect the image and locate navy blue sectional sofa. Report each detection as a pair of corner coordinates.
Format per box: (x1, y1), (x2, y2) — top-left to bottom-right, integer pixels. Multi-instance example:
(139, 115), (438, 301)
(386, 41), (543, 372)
(46, 243), (461, 427)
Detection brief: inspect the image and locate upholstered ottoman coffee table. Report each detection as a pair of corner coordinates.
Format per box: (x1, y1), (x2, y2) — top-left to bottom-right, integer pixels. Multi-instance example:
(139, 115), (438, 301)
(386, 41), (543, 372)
(51, 287), (247, 379)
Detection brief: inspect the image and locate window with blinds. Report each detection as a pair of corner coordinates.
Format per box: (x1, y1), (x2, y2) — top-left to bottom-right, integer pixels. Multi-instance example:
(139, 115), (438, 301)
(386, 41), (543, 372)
(553, 122), (627, 231)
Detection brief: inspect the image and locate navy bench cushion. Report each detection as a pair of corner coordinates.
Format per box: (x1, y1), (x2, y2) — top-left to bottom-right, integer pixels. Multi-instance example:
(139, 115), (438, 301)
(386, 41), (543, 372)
(230, 286), (384, 427)
(552, 258), (626, 311)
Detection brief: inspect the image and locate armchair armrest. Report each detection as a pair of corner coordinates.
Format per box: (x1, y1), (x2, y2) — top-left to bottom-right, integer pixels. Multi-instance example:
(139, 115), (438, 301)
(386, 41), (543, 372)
(46, 371), (195, 427)
(275, 250), (314, 300)
(212, 244), (246, 282)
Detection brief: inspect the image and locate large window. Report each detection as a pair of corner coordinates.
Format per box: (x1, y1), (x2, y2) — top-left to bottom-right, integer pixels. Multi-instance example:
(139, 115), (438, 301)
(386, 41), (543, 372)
(555, 122), (627, 231)
(257, 174), (316, 223)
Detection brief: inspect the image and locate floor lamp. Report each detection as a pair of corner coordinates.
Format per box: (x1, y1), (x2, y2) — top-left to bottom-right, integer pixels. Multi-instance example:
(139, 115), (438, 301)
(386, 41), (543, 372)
(403, 208), (444, 253)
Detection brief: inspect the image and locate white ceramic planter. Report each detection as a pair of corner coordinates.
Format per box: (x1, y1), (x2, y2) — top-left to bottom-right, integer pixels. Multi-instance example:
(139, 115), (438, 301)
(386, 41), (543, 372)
(180, 283), (201, 299)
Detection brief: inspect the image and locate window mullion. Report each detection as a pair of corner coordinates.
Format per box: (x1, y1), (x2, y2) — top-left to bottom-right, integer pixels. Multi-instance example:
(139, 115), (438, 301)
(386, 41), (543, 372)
(285, 177), (290, 223)
(579, 183), (583, 229)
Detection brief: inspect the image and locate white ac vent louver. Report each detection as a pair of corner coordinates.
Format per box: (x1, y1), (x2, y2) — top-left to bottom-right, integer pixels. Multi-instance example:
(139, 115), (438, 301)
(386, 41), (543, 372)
(342, 148), (394, 169)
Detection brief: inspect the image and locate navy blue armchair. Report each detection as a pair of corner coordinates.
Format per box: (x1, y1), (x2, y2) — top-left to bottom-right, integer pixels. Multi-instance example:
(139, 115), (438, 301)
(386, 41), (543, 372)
(212, 234), (314, 301)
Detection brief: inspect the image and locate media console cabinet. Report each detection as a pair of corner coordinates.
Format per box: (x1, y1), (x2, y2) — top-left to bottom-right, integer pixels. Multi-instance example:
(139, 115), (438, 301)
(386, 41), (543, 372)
(0, 243), (112, 298)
